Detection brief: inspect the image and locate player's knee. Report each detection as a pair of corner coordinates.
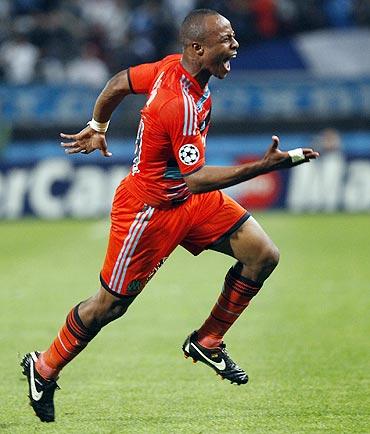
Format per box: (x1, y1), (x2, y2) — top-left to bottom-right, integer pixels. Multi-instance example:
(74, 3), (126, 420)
(83, 289), (135, 328)
(95, 297), (131, 327)
(260, 243), (280, 274)
(238, 241), (279, 283)
(264, 243), (280, 271)
(100, 302), (126, 325)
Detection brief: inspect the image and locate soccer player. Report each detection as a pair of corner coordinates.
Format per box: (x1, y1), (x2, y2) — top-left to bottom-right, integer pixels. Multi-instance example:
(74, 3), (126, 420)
(21, 9), (319, 422)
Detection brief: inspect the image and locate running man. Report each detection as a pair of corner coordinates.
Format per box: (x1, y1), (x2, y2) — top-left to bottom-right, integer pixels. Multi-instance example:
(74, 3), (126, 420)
(21, 9), (319, 422)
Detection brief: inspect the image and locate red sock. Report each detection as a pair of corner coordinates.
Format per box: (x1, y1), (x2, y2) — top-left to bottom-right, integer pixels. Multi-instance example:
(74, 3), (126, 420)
(197, 262), (262, 348)
(36, 304), (99, 380)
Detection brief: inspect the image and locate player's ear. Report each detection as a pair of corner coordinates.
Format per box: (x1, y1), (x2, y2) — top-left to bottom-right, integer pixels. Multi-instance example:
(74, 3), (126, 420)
(192, 42), (204, 56)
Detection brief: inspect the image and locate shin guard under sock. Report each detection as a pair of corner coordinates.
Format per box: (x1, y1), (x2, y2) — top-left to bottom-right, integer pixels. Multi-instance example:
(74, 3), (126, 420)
(36, 304), (99, 380)
(197, 262), (262, 348)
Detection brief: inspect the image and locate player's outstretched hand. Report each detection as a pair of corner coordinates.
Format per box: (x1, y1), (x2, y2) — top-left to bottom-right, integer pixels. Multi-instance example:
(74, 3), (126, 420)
(263, 135), (319, 171)
(60, 125), (112, 157)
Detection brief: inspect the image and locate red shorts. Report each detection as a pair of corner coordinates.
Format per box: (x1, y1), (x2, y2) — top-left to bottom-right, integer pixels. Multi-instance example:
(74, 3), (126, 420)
(100, 183), (249, 297)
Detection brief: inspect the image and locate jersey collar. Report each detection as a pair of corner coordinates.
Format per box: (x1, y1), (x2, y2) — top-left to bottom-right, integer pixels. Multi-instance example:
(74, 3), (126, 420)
(178, 59), (208, 96)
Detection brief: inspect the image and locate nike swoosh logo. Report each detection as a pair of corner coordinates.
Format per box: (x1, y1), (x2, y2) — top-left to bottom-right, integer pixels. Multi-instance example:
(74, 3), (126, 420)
(30, 355), (43, 401)
(190, 343), (226, 371)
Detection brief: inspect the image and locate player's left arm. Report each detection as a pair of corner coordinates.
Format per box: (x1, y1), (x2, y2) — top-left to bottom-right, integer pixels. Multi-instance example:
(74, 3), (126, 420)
(184, 135), (319, 193)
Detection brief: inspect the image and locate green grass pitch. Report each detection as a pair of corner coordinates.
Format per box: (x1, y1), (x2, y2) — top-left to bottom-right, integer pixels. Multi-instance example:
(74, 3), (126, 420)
(0, 213), (369, 433)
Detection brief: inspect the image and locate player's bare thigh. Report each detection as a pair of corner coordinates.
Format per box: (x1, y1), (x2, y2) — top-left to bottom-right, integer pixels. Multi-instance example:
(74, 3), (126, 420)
(210, 216), (280, 283)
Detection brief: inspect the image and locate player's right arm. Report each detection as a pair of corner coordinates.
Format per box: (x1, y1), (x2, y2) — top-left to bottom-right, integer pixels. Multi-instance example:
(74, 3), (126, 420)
(60, 61), (161, 156)
(60, 69), (132, 157)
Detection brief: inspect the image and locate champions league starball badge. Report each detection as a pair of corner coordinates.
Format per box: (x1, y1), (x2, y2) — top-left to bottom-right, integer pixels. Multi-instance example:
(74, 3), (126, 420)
(179, 144), (200, 165)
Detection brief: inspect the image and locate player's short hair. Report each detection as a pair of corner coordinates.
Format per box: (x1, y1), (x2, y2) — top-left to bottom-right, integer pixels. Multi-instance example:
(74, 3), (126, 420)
(180, 9), (220, 47)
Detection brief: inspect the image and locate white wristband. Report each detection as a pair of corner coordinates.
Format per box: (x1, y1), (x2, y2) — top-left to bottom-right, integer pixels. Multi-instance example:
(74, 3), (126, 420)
(288, 148), (305, 163)
(87, 118), (110, 133)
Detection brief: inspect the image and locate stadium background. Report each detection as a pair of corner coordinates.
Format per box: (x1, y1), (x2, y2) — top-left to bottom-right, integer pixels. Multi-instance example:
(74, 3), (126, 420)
(1, 0), (370, 217)
(1, 1), (369, 433)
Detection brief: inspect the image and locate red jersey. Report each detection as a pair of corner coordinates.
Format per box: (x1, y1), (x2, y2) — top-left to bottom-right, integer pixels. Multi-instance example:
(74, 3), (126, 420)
(123, 54), (212, 208)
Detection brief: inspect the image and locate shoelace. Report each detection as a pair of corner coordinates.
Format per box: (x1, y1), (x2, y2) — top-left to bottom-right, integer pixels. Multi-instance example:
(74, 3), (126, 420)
(218, 345), (237, 368)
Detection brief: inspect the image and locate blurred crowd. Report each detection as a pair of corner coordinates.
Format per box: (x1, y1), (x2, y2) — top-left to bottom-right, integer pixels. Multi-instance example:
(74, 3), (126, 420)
(1, 0), (370, 86)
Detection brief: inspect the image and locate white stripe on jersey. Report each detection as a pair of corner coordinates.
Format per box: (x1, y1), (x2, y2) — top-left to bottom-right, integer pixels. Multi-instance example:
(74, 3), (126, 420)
(167, 182), (187, 190)
(146, 71), (164, 107)
(180, 76), (190, 135)
(180, 75), (197, 136)
(188, 92), (197, 135)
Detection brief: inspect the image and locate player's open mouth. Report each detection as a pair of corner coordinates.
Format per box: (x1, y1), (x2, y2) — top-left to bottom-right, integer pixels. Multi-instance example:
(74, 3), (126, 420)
(222, 52), (237, 72)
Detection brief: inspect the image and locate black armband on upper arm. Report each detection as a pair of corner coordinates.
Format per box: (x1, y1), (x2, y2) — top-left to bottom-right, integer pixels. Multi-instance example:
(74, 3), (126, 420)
(127, 68), (136, 94)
